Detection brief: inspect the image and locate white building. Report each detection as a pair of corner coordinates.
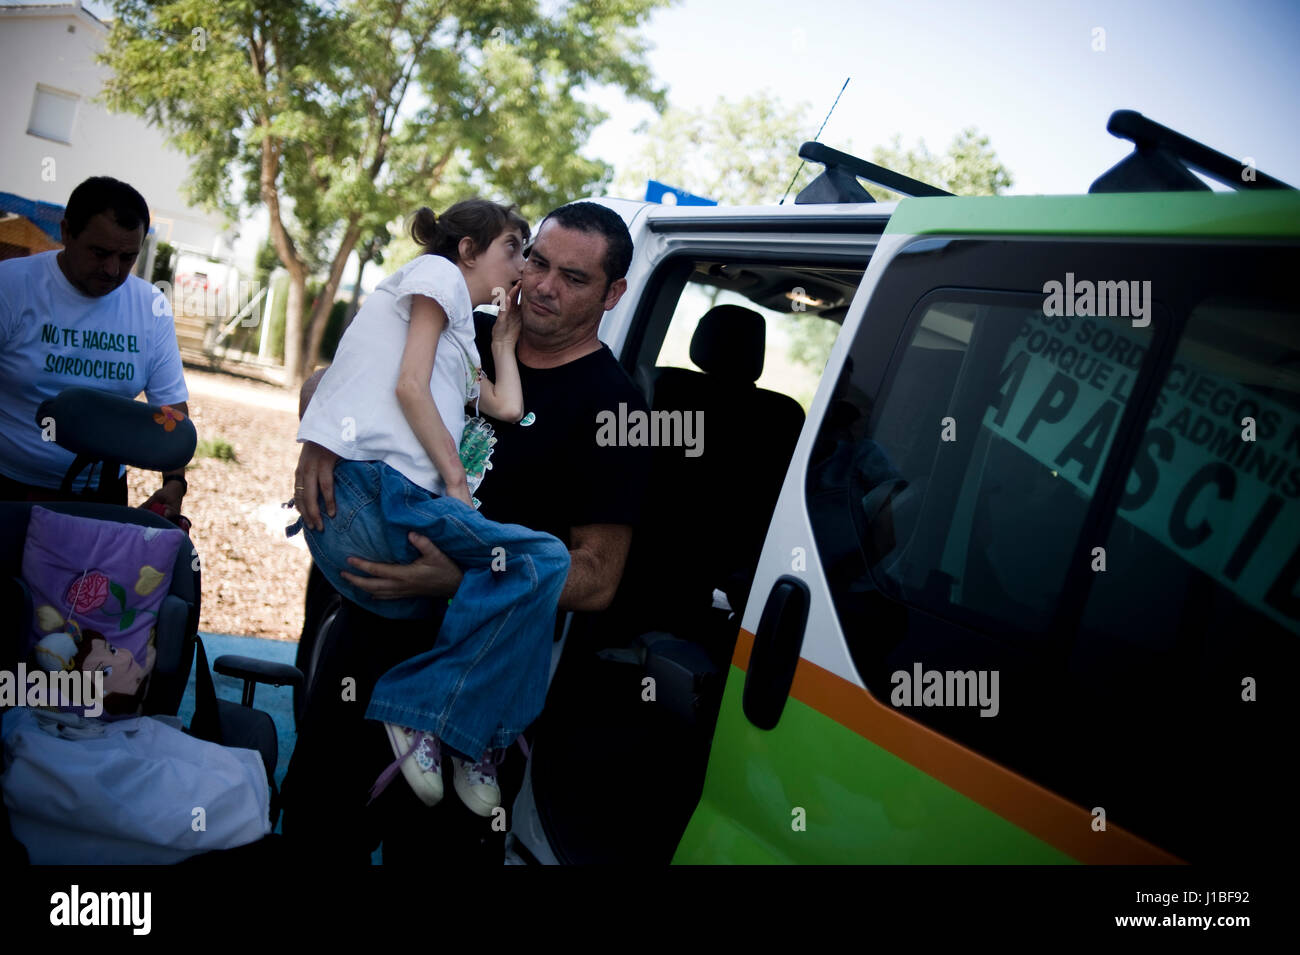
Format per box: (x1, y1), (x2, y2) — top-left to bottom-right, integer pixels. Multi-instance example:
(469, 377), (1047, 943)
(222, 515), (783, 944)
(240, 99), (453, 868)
(1, 1), (375, 379)
(0, 2), (231, 256)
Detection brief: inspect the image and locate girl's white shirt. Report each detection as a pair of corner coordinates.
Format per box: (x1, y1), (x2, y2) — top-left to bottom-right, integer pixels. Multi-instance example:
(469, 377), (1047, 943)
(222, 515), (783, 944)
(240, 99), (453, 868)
(298, 254), (480, 495)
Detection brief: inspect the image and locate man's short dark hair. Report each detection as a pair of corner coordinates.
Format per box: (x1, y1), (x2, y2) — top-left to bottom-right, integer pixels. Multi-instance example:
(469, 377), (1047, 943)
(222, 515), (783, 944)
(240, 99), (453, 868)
(64, 177), (150, 238)
(540, 201), (633, 284)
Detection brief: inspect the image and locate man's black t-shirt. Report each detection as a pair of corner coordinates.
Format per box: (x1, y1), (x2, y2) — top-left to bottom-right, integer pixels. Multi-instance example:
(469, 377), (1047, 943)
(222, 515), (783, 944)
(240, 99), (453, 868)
(472, 314), (651, 546)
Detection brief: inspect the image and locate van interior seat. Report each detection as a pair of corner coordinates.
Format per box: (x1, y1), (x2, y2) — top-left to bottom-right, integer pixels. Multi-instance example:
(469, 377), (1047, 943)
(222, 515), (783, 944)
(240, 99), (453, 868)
(621, 304), (805, 636)
(542, 305), (807, 862)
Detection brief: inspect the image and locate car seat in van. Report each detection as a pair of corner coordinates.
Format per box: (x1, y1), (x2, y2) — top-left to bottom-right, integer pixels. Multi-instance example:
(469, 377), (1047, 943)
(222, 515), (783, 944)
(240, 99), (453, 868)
(637, 305), (806, 630)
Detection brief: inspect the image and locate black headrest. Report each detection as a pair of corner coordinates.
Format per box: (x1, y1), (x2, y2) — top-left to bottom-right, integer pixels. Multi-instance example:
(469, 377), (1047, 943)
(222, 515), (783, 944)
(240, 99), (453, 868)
(689, 305), (765, 383)
(35, 387), (196, 473)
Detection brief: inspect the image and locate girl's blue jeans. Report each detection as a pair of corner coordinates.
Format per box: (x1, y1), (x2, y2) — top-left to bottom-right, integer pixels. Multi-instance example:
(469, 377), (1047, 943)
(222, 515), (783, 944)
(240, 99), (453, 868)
(288, 459), (569, 761)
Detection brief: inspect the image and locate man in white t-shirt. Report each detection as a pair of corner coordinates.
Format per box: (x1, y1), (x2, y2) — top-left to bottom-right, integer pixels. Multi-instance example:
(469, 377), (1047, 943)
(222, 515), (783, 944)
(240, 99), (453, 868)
(0, 177), (190, 516)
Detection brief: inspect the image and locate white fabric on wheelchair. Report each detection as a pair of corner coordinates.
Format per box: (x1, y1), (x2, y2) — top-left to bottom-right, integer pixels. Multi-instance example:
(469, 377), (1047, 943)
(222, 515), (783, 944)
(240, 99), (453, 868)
(1, 707), (270, 864)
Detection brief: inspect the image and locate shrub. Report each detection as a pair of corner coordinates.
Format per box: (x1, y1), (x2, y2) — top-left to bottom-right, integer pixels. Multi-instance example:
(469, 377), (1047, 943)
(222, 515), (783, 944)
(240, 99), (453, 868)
(321, 299), (349, 360)
(195, 437), (237, 462)
(151, 241), (175, 285)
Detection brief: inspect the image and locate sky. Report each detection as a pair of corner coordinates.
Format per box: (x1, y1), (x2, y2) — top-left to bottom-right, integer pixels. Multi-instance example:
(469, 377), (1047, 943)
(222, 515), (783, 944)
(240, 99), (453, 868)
(57, 0), (1300, 277)
(582, 0), (1300, 196)
(70, 0), (1300, 197)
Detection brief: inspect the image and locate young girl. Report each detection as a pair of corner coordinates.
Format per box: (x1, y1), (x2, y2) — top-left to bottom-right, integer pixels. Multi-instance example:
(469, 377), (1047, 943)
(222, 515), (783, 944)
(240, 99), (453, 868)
(290, 199), (569, 816)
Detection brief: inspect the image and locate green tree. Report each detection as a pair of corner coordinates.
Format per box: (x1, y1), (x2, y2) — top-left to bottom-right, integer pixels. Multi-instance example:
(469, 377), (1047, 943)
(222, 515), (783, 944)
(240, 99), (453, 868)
(866, 127), (1014, 200)
(253, 238), (280, 289)
(614, 91), (818, 205)
(101, 0), (667, 385)
(341, 230), (390, 334)
(150, 241), (176, 285)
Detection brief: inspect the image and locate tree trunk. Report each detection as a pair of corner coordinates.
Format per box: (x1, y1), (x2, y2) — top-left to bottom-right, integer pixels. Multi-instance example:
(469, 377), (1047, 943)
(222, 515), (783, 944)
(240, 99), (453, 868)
(343, 245), (371, 335)
(282, 282), (303, 387)
(298, 220), (363, 380)
(259, 128), (309, 388)
(284, 271), (306, 379)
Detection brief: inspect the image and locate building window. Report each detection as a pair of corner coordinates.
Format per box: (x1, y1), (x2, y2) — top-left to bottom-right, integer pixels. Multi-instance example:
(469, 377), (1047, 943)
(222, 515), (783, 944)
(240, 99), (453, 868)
(27, 85), (79, 144)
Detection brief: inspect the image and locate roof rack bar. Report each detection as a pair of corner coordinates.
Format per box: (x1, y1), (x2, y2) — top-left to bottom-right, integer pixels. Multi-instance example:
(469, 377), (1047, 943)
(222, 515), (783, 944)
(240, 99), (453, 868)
(798, 142), (955, 199)
(1107, 110), (1294, 191)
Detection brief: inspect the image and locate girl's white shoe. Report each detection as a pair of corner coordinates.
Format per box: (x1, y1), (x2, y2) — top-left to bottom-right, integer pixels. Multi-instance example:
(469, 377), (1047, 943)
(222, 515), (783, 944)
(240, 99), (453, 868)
(451, 753), (501, 817)
(379, 723), (444, 807)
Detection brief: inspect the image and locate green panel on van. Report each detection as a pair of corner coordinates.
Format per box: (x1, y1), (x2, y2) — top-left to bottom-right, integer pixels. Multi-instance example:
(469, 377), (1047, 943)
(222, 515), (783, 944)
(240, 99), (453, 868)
(885, 191), (1300, 239)
(672, 667), (1076, 865)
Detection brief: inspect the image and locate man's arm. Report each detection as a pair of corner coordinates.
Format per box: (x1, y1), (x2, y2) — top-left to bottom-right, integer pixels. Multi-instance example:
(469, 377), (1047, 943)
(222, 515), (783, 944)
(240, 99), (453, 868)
(141, 286), (191, 516)
(139, 399), (189, 519)
(342, 522), (634, 612)
(558, 523), (632, 613)
(294, 369), (338, 530)
(300, 368), (327, 420)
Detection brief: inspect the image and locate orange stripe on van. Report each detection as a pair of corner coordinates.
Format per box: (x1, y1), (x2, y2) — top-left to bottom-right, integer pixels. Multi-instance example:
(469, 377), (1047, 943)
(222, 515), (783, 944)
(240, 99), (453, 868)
(732, 628), (1183, 865)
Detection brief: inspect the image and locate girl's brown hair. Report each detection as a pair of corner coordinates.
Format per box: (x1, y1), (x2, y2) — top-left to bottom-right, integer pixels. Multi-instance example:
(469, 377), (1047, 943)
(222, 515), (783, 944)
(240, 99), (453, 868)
(410, 198), (530, 263)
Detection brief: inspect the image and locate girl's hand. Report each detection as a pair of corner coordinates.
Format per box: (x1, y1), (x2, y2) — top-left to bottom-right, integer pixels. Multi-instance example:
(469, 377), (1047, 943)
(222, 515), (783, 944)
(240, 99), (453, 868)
(446, 481), (474, 507)
(492, 280), (523, 347)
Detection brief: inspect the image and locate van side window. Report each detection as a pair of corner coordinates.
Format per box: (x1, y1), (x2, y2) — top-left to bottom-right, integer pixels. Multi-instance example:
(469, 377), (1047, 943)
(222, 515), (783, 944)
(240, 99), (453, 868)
(809, 294), (1153, 636)
(654, 282), (840, 411)
(1077, 297), (1300, 658)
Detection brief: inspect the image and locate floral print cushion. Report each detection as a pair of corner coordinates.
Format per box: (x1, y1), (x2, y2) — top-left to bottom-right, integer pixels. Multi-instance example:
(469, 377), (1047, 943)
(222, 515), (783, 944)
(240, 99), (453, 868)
(20, 507), (188, 697)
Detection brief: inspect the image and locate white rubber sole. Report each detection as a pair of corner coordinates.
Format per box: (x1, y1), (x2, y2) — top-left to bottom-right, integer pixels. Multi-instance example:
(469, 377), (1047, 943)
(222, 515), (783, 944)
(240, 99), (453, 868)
(385, 723), (444, 807)
(452, 758), (501, 818)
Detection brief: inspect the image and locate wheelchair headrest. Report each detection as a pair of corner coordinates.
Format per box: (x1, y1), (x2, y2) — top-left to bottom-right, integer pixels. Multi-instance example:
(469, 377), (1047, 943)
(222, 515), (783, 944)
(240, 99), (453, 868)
(689, 305), (765, 383)
(35, 387), (196, 473)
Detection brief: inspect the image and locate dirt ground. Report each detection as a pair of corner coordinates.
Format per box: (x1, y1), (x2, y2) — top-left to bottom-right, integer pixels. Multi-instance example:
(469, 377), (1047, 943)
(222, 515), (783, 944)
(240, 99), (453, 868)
(126, 367), (309, 641)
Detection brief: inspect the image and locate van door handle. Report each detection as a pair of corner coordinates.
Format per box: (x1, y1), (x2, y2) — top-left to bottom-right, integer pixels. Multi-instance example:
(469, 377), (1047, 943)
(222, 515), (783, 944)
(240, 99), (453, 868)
(742, 575), (811, 730)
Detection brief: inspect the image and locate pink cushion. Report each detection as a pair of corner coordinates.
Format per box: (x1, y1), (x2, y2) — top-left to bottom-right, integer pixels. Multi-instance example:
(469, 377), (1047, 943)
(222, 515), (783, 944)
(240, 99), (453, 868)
(21, 507), (187, 706)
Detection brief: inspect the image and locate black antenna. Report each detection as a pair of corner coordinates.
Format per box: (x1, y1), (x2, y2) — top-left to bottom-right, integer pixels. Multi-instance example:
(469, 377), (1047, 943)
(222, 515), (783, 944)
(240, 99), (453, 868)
(780, 77), (850, 205)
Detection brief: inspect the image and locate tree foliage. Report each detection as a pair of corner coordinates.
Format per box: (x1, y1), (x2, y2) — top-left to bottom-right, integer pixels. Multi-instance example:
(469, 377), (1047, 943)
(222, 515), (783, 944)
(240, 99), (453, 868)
(613, 91), (817, 205)
(101, 0), (668, 382)
(867, 127), (1014, 200)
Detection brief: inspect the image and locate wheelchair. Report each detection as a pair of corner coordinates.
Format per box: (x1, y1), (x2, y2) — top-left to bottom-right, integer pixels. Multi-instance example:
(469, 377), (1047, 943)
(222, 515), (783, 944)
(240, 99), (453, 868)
(0, 386), (302, 863)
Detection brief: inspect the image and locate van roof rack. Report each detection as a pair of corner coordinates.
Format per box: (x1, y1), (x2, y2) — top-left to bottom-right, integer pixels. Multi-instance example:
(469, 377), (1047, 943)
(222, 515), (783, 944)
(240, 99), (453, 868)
(1090, 109), (1295, 194)
(794, 141), (954, 204)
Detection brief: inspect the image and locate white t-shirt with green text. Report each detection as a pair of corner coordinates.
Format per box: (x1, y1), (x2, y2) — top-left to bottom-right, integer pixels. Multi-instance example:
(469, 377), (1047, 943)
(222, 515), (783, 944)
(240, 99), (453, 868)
(0, 251), (189, 490)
